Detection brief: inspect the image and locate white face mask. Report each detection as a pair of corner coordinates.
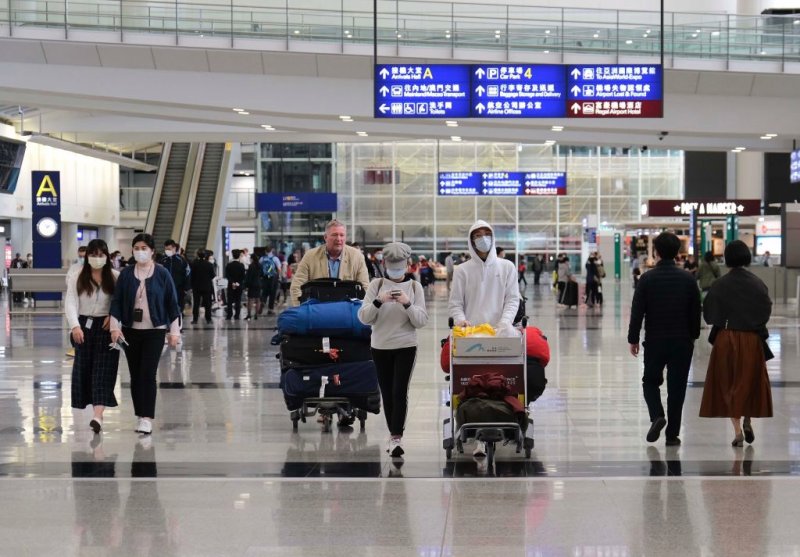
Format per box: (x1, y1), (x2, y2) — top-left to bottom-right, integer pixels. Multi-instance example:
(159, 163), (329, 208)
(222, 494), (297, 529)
(375, 253), (383, 261)
(133, 250), (152, 263)
(473, 235), (493, 253)
(78, 257), (85, 266)
(164, 249), (175, 257)
(385, 267), (405, 280)
(88, 256), (107, 269)
(209, 257), (215, 264)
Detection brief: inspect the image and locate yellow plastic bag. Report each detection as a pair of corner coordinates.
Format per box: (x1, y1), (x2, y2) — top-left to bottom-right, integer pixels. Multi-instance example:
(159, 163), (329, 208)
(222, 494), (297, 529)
(452, 323), (496, 337)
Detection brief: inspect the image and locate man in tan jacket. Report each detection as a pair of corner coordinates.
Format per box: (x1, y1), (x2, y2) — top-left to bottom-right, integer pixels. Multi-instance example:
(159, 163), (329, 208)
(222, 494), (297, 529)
(289, 219), (370, 306)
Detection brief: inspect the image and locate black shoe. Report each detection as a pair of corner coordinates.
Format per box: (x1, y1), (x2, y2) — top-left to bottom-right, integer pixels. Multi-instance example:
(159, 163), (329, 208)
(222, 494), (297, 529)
(731, 434), (744, 447)
(665, 437), (681, 446)
(205, 320), (212, 325)
(743, 418), (754, 444)
(191, 320), (198, 325)
(646, 417), (667, 442)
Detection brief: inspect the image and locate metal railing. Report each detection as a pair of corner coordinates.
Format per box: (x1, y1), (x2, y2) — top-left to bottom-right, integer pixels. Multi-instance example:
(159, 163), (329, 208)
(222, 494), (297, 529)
(2, 0), (800, 64)
(120, 186), (154, 212)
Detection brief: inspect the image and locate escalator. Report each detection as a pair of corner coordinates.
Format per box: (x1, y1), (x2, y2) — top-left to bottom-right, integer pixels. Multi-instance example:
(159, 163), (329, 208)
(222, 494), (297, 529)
(148, 142), (192, 243)
(184, 142), (227, 258)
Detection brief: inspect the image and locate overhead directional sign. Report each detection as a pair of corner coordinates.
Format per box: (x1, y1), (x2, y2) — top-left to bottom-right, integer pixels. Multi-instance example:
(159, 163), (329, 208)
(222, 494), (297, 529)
(376, 63), (662, 119)
(472, 64), (566, 118)
(566, 64), (663, 118)
(374, 64), (471, 118)
(438, 171), (566, 196)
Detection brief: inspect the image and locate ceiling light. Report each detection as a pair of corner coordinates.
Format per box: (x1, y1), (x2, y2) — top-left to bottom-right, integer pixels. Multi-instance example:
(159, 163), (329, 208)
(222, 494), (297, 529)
(794, 19), (800, 24)
(711, 31), (720, 36)
(451, 136), (462, 142)
(445, 120), (458, 127)
(551, 125), (564, 131)
(695, 29), (701, 33)
(646, 29), (651, 33)
(356, 131), (368, 137)
(339, 115), (353, 122)
(545, 29), (550, 34)
(760, 50), (767, 55)
(397, 33), (402, 38)
(495, 30), (501, 34)
(765, 133), (777, 137)
(642, 33), (648, 38)
(293, 29), (300, 34)
(543, 50), (550, 54)
(261, 125), (274, 130)
(593, 33), (599, 38)
(760, 135), (772, 140)
(691, 33), (698, 38)
(237, 111), (250, 115)
(544, 140), (556, 145)
(625, 40), (633, 44)
(233, 108), (245, 112)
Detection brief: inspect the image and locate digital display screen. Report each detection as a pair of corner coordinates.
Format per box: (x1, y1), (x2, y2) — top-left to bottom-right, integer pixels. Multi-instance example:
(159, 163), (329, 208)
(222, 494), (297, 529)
(0, 137), (26, 194)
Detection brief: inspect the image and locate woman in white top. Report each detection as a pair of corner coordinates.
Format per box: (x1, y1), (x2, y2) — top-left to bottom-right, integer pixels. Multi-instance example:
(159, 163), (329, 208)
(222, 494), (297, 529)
(65, 239), (120, 434)
(110, 233), (181, 435)
(357, 242), (428, 458)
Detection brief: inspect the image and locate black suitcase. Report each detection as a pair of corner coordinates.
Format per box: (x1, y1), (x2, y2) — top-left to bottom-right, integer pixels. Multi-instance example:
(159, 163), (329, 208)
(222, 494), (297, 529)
(279, 335), (373, 370)
(560, 280), (579, 307)
(299, 278), (365, 303)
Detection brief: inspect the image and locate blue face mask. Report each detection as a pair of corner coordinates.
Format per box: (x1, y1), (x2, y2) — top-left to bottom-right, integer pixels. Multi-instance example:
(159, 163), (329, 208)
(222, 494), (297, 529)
(385, 267), (405, 279)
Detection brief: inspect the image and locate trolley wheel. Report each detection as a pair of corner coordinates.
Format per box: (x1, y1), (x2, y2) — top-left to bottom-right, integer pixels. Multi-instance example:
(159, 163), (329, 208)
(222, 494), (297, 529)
(357, 409), (367, 430)
(338, 414), (355, 428)
(290, 410), (300, 431)
(446, 447), (453, 460)
(321, 415), (332, 433)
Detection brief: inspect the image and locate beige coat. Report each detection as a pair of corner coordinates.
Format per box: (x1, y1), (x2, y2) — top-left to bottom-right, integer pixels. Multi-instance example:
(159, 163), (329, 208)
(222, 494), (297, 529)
(289, 244), (369, 305)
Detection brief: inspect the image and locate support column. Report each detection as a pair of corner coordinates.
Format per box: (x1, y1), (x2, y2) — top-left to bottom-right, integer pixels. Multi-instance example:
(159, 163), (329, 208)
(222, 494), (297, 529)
(61, 222), (79, 268)
(734, 151), (764, 201)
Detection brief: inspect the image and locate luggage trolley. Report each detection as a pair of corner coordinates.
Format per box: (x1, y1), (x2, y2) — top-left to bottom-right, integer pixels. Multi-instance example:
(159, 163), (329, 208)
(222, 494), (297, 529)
(442, 318), (534, 464)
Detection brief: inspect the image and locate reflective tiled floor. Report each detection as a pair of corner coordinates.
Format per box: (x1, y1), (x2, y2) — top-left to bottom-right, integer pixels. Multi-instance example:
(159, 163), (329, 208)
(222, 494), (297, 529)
(1, 280), (799, 555)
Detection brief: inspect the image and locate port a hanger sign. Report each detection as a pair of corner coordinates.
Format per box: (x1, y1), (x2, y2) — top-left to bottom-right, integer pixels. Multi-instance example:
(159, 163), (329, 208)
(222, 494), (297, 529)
(647, 199), (761, 217)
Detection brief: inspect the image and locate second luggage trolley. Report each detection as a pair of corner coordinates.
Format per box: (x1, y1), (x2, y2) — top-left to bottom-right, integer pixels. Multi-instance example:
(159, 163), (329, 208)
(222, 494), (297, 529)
(442, 318), (534, 464)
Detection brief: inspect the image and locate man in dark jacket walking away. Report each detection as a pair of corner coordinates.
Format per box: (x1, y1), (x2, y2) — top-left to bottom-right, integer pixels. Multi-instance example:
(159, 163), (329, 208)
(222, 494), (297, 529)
(627, 232), (701, 446)
(160, 240), (190, 320)
(190, 249), (216, 324)
(225, 249), (247, 320)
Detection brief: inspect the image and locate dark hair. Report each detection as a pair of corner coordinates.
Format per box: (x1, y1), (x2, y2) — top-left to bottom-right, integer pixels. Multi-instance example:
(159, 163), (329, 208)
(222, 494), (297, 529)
(131, 233), (155, 250)
(77, 239), (115, 296)
(196, 249), (206, 260)
(164, 239), (177, 248)
(78, 245), (88, 254)
(653, 232), (680, 261)
(724, 240), (752, 268)
(495, 247), (505, 256)
(703, 251), (714, 263)
(232, 249), (241, 259)
(250, 253), (259, 263)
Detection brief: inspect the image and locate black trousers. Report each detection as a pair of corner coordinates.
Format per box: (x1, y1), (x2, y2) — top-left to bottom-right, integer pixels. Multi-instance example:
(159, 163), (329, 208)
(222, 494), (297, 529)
(642, 339), (694, 439)
(518, 272), (527, 286)
(586, 280), (599, 305)
(533, 270), (541, 284)
(193, 290), (213, 323)
(262, 276), (278, 310)
(371, 346), (417, 437)
(226, 287), (243, 318)
(122, 327), (166, 419)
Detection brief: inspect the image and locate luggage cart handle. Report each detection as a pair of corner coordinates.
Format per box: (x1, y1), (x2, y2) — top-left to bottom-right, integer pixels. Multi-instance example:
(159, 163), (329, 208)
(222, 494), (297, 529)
(448, 317), (454, 329)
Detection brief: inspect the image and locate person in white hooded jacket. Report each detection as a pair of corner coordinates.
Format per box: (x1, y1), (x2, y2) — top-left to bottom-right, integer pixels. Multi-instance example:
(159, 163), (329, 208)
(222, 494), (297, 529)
(449, 220), (520, 331)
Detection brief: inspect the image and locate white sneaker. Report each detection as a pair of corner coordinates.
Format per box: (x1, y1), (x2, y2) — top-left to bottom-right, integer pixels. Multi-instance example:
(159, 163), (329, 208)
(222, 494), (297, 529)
(136, 418), (152, 435)
(89, 417), (102, 434)
(387, 437), (404, 458)
(473, 441), (487, 458)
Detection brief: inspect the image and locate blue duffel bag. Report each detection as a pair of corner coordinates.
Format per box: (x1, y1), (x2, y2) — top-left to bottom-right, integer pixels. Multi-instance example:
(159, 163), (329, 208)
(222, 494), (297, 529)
(277, 299), (371, 338)
(280, 360), (381, 413)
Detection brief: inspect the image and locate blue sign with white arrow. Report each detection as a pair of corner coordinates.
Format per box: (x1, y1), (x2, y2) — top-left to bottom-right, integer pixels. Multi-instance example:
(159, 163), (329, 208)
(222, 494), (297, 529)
(438, 171), (567, 196)
(374, 64), (471, 118)
(471, 64), (566, 118)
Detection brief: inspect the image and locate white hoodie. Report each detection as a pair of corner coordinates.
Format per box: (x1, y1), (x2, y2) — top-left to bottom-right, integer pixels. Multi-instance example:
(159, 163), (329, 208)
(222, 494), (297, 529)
(448, 220), (519, 328)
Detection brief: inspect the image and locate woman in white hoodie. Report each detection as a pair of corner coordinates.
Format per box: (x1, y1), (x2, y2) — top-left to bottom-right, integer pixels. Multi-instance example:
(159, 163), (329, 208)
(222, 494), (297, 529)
(448, 220), (520, 458)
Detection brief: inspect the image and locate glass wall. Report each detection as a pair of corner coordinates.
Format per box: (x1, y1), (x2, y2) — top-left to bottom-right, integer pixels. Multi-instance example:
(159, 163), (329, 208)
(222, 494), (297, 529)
(336, 141), (683, 260)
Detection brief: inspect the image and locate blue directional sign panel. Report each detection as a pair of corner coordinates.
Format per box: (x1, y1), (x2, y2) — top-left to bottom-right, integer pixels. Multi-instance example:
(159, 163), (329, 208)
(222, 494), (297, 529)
(255, 193), (338, 212)
(791, 150), (800, 184)
(375, 63), (663, 119)
(438, 172), (566, 196)
(471, 64), (566, 118)
(374, 64), (471, 118)
(566, 64), (663, 118)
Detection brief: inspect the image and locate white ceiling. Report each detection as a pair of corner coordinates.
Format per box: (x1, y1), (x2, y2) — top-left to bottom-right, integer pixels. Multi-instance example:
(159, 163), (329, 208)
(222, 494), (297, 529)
(1, 37), (799, 151)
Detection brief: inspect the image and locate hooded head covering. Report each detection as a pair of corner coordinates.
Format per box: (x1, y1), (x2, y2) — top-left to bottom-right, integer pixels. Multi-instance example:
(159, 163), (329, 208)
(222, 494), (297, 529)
(382, 242), (412, 272)
(467, 220), (497, 264)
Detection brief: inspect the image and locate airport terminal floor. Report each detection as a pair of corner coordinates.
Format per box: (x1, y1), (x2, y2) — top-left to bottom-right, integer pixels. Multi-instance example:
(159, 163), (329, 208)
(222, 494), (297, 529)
(1, 279), (800, 556)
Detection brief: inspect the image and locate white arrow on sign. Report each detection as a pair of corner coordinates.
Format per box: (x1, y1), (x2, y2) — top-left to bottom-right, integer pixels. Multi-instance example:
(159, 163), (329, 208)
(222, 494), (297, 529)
(475, 85), (485, 96)
(379, 85), (389, 96)
(379, 68), (390, 79)
(475, 103), (485, 114)
(570, 103), (582, 114)
(571, 68), (581, 79)
(570, 85), (581, 96)
(379, 104), (390, 114)
(475, 67), (486, 79)
(440, 181), (445, 186)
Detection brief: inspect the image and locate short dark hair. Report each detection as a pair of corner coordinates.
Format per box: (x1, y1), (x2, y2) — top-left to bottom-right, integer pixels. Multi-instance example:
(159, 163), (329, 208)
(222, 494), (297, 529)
(703, 251), (714, 263)
(165, 239), (177, 248)
(724, 240), (752, 268)
(653, 232), (680, 261)
(78, 245), (88, 254)
(232, 249), (241, 259)
(131, 233), (155, 250)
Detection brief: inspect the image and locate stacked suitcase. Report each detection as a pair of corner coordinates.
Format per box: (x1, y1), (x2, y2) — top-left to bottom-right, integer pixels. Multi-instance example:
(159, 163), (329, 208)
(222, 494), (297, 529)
(277, 278), (380, 431)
